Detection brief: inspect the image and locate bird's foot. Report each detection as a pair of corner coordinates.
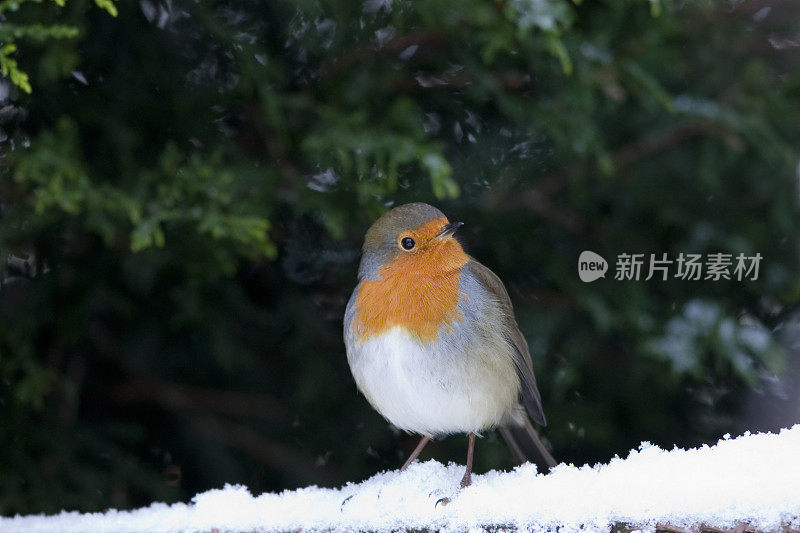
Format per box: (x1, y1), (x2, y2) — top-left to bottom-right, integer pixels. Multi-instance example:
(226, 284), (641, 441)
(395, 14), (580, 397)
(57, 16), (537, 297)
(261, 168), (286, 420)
(433, 471), (471, 507)
(340, 494), (354, 511)
(435, 496), (452, 507)
(428, 488), (453, 508)
(430, 487), (461, 508)
(341, 487), (384, 510)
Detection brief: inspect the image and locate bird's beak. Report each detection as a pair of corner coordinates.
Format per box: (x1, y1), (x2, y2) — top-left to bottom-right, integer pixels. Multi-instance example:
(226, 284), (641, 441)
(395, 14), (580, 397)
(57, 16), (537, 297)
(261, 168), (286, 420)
(436, 221), (464, 240)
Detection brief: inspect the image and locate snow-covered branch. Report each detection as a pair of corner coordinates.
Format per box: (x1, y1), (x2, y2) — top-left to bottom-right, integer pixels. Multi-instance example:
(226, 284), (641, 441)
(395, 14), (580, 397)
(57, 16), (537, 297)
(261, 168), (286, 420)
(3, 426), (800, 532)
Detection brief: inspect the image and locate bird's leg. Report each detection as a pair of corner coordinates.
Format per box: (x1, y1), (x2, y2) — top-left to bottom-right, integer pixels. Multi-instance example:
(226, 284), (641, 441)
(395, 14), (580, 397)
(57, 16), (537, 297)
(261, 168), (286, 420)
(434, 434), (477, 507)
(400, 435), (430, 471)
(460, 433), (476, 488)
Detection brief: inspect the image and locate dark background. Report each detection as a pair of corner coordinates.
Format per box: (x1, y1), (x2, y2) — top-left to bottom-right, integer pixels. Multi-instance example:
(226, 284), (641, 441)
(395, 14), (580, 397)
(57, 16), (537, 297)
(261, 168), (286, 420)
(1, 0), (799, 515)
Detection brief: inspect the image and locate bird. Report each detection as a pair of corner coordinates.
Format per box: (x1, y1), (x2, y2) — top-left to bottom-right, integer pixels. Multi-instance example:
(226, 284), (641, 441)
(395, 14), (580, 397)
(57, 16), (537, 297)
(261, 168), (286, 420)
(343, 202), (555, 489)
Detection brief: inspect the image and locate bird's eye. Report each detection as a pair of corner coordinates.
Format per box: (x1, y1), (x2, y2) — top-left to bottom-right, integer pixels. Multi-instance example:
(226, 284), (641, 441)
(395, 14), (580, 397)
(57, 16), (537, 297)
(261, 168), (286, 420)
(400, 237), (416, 250)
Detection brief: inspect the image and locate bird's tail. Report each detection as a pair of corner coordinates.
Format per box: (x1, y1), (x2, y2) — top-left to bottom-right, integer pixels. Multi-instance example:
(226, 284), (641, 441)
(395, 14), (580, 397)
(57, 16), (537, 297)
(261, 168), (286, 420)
(499, 415), (556, 473)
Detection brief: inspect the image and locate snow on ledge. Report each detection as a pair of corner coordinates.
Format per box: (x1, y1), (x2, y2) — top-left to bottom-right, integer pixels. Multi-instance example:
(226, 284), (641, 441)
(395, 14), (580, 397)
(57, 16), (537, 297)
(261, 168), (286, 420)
(3, 425), (800, 533)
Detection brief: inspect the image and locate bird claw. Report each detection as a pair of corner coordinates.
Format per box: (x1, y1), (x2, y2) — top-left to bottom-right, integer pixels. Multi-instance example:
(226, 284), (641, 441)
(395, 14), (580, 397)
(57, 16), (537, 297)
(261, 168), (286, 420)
(430, 487), (456, 507)
(340, 494), (354, 510)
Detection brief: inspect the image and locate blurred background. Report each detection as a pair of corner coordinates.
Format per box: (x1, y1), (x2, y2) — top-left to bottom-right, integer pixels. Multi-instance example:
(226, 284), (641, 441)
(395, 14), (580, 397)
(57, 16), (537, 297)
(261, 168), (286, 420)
(1, 0), (800, 515)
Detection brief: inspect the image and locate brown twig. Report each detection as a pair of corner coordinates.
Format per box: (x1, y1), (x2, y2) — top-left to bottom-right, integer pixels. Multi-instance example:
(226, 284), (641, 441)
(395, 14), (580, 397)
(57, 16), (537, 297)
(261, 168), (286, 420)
(114, 380), (339, 486)
(113, 380), (284, 421)
(651, 521), (800, 533)
(390, 70), (534, 93)
(494, 119), (719, 234)
(193, 414), (339, 484)
(611, 120), (716, 171)
(320, 29), (449, 79)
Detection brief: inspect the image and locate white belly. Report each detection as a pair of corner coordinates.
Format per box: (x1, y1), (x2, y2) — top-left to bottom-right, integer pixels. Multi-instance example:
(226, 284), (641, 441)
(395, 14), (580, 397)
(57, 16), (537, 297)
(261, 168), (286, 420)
(347, 327), (518, 436)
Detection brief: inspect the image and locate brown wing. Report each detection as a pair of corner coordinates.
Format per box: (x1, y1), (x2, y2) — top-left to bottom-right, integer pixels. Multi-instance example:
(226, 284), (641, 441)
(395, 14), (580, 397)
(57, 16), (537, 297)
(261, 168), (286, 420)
(467, 258), (546, 426)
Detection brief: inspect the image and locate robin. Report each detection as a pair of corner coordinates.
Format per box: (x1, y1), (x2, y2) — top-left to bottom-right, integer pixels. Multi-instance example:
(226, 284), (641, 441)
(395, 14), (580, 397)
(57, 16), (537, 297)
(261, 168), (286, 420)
(344, 202), (555, 488)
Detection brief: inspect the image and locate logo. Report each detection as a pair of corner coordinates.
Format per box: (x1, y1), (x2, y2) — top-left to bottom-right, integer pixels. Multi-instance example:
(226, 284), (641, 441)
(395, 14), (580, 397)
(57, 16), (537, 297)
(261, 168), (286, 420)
(578, 251), (608, 282)
(576, 252), (762, 282)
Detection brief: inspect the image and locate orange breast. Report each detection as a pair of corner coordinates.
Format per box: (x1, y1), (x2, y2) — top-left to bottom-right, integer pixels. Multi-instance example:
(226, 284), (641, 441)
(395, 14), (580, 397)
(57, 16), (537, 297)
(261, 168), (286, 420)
(352, 231), (469, 344)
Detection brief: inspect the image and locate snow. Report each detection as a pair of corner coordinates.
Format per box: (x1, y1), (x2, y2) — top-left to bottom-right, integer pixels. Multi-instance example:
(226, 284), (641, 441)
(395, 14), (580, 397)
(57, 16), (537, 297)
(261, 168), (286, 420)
(4, 425), (800, 532)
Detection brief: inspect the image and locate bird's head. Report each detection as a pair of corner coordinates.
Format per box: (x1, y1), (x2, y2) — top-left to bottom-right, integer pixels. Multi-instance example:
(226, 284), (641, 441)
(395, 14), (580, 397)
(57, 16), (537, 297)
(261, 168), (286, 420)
(358, 202), (465, 280)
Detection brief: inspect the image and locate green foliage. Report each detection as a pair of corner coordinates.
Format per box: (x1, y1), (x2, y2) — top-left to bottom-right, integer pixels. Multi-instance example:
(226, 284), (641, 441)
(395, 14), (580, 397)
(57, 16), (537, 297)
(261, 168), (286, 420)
(0, 0), (116, 92)
(0, 43), (31, 93)
(1, 0), (799, 516)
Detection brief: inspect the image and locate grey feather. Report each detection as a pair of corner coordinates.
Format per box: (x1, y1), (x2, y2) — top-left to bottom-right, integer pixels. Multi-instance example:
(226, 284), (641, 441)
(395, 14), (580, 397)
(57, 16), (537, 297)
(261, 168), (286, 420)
(467, 258), (547, 426)
(499, 417), (556, 471)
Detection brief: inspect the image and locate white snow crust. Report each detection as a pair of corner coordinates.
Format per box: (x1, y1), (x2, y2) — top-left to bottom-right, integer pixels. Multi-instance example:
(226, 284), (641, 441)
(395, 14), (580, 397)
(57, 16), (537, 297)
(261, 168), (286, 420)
(3, 425), (800, 532)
